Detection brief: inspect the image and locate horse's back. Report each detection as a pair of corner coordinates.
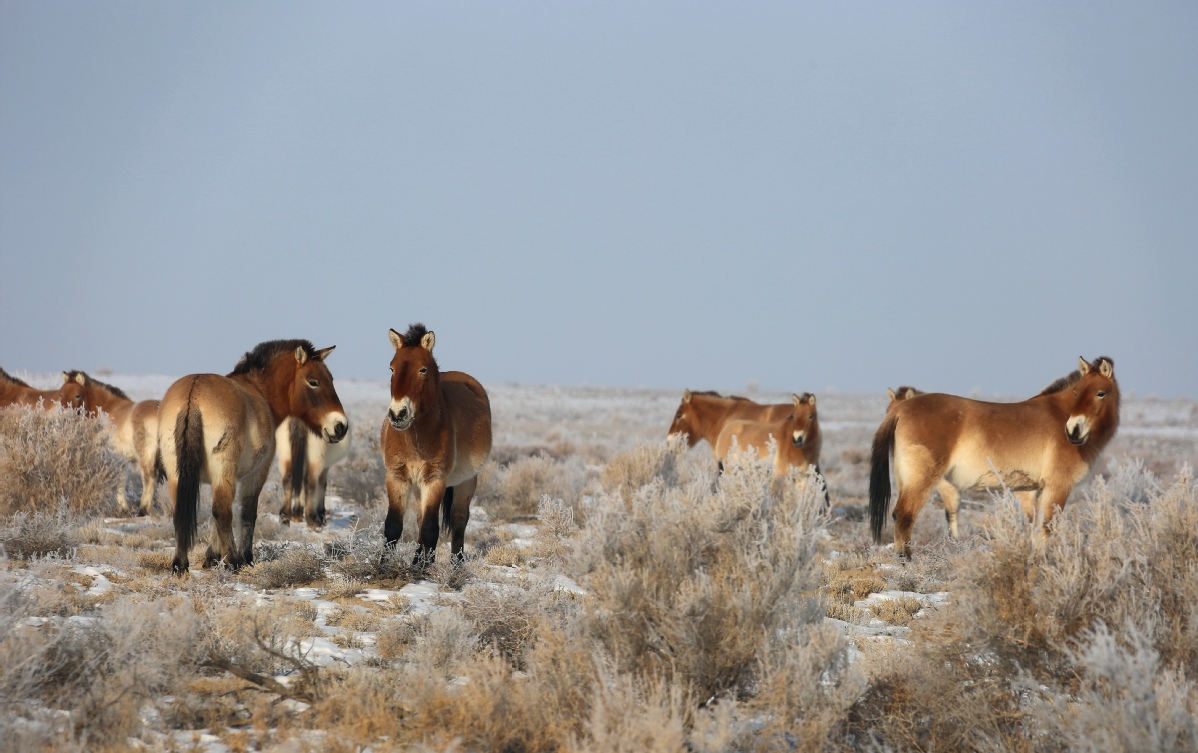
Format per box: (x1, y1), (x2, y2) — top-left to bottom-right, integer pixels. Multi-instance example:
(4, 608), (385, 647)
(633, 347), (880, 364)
(716, 418), (776, 460)
(442, 371), (492, 483)
(160, 374), (273, 471)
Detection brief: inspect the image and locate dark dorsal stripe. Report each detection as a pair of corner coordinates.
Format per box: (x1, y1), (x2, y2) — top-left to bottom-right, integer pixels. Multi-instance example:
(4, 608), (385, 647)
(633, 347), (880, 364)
(0, 367), (30, 387)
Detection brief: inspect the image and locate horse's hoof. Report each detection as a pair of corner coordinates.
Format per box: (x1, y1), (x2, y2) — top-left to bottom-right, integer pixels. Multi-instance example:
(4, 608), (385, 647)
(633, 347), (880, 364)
(171, 559), (189, 576)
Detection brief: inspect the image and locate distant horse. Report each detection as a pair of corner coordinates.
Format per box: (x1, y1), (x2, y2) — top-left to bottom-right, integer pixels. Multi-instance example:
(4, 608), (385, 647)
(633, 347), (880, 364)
(381, 324), (492, 564)
(276, 416), (351, 528)
(68, 370), (163, 515)
(715, 392), (829, 503)
(0, 368), (85, 410)
(667, 389), (792, 460)
(886, 386), (963, 538)
(871, 357), (1120, 558)
(160, 340), (348, 574)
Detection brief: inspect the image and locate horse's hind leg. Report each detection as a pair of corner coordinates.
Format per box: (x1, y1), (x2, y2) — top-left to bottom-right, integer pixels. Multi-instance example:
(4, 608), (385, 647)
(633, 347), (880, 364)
(448, 476), (476, 562)
(236, 460), (271, 567)
(936, 481), (961, 538)
(305, 467), (329, 529)
(892, 448), (943, 559)
(206, 469), (239, 569)
(278, 456), (294, 523)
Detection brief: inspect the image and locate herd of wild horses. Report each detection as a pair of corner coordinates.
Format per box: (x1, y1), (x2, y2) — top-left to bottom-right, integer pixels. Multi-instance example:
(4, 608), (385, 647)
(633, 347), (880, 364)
(0, 326), (1120, 570)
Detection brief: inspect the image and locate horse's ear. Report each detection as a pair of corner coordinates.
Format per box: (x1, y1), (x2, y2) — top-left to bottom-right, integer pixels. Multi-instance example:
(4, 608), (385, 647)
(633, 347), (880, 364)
(1077, 356), (1090, 376)
(389, 329), (403, 350)
(420, 331), (435, 352)
(903, 388), (917, 399)
(316, 346), (336, 361)
(682, 389), (692, 403)
(74, 373), (86, 386)
(295, 346), (309, 365)
(1098, 358), (1114, 378)
(886, 388), (896, 401)
(61, 372), (71, 384)
(793, 393), (813, 406)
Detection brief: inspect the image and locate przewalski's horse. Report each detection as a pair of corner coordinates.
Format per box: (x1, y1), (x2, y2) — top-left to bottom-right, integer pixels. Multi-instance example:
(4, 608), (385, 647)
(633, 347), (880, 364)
(871, 357), (1120, 558)
(67, 370), (164, 515)
(381, 324), (492, 564)
(886, 386), (963, 538)
(668, 389), (793, 460)
(276, 416), (351, 528)
(160, 340), (348, 574)
(0, 368), (85, 410)
(715, 392), (829, 504)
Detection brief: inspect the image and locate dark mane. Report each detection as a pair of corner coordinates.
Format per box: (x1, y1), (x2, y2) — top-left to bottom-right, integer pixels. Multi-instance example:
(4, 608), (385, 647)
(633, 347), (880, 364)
(0, 367), (29, 387)
(1038, 357), (1115, 396)
(690, 389), (751, 402)
(63, 370), (128, 400)
(400, 323), (429, 347)
(230, 339), (318, 375)
(895, 386), (923, 397)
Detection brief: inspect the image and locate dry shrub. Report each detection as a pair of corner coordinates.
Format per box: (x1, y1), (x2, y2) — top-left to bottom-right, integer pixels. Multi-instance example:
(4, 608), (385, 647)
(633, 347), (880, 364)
(327, 531), (420, 584)
(868, 594), (925, 626)
(480, 453), (588, 521)
(575, 444), (836, 709)
(0, 586), (205, 751)
(598, 436), (687, 499)
(0, 406), (123, 516)
(323, 575), (365, 600)
(845, 465), (1198, 751)
(241, 546), (325, 589)
(1, 507), (79, 559)
(462, 576), (574, 667)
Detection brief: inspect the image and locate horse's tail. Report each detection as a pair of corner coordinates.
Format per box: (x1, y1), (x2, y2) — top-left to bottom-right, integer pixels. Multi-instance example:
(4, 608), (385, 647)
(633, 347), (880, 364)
(869, 413), (898, 544)
(287, 419), (307, 499)
(440, 485), (455, 533)
(814, 464), (831, 509)
(174, 408), (204, 555)
(154, 450), (166, 483)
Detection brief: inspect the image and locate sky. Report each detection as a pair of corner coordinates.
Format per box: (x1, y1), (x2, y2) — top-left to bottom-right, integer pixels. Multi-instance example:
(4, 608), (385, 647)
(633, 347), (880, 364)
(2, 2), (1196, 398)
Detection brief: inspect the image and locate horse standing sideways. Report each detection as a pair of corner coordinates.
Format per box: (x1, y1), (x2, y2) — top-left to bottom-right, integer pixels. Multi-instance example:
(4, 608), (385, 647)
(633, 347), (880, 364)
(160, 340), (347, 574)
(381, 324), (491, 564)
(886, 386), (963, 538)
(0, 368), (85, 410)
(276, 416), (351, 528)
(715, 392), (829, 503)
(871, 357), (1120, 558)
(68, 370), (163, 515)
(668, 389), (793, 459)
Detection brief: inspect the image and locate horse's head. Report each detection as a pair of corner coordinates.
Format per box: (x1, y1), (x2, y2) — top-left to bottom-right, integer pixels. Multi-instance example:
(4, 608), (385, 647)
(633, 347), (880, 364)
(788, 393), (818, 448)
(667, 389), (701, 447)
(387, 324), (438, 432)
(885, 386), (921, 413)
(1063, 357), (1119, 446)
(58, 371), (86, 411)
(290, 346), (348, 443)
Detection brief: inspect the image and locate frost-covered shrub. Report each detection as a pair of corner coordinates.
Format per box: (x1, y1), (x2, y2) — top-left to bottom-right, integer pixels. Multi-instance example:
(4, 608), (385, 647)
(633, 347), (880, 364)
(478, 453), (588, 521)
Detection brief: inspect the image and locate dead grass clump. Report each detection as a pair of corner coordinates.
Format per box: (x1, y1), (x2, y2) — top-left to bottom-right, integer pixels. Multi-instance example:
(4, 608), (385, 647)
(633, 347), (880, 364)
(481, 453), (588, 521)
(1, 508), (79, 559)
(462, 577), (574, 667)
(598, 436), (687, 500)
(327, 532), (420, 585)
(868, 594), (925, 626)
(575, 445), (833, 707)
(324, 575), (366, 600)
(241, 546), (324, 589)
(0, 406), (124, 517)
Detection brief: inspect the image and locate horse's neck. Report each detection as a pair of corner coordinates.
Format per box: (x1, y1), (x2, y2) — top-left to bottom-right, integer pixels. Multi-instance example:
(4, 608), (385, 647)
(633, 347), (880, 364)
(0, 381), (24, 401)
(91, 390), (132, 417)
(231, 366), (291, 426)
(696, 398), (741, 443)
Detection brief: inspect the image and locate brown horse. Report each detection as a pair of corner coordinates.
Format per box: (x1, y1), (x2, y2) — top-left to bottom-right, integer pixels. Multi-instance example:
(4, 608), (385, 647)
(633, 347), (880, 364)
(886, 386), (963, 538)
(871, 357), (1120, 558)
(667, 389), (793, 459)
(381, 324), (492, 564)
(160, 340), (347, 574)
(0, 368), (85, 410)
(276, 416), (351, 528)
(715, 392), (829, 503)
(68, 370), (164, 515)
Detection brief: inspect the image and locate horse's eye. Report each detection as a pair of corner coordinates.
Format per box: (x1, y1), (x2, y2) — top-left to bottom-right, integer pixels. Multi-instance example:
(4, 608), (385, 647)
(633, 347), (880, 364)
(1096, 391), (1106, 399)
(419, 367), (428, 376)
(307, 379), (319, 389)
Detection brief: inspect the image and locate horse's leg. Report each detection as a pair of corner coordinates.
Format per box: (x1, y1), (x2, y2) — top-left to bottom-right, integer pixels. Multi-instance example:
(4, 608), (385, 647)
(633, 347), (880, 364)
(1036, 484), (1072, 531)
(205, 462), (239, 569)
(383, 470), (408, 548)
(448, 476), (477, 561)
(116, 461), (133, 515)
(278, 454), (294, 523)
(168, 476), (189, 574)
(1016, 490), (1037, 520)
(414, 478), (447, 566)
(306, 467), (329, 529)
(236, 460), (271, 567)
(892, 458), (940, 559)
(937, 480), (961, 538)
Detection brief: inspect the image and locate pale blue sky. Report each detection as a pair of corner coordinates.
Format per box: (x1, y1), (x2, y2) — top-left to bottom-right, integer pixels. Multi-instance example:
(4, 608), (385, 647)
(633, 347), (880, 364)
(2, 2), (1195, 397)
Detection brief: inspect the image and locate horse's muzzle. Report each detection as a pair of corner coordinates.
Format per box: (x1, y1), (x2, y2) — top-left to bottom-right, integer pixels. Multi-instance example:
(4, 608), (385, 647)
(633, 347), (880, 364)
(792, 433), (806, 448)
(325, 421), (348, 443)
(388, 409), (413, 431)
(1066, 426), (1088, 446)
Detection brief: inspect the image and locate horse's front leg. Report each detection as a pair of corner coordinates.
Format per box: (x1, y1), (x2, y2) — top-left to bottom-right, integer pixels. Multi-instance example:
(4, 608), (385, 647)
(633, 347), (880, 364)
(414, 478), (447, 566)
(383, 470), (409, 548)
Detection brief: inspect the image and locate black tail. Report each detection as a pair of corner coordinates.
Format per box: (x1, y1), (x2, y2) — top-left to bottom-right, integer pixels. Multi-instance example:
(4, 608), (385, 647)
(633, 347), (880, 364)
(287, 418), (307, 499)
(814, 464), (831, 509)
(154, 450), (166, 483)
(869, 413), (898, 544)
(441, 485), (455, 533)
(174, 407), (204, 555)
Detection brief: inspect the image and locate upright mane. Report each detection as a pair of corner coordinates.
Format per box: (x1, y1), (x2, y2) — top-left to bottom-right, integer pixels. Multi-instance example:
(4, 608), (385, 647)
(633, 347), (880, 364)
(690, 389), (751, 402)
(231, 339), (318, 376)
(895, 386), (923, 397)
(63, 370), (129, 400)
(1038, 356), (1115, 396)
(0, 367), (29, 387)
(399, 323), (430, 347)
